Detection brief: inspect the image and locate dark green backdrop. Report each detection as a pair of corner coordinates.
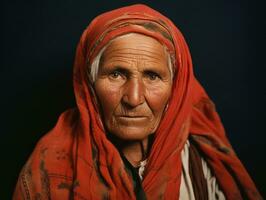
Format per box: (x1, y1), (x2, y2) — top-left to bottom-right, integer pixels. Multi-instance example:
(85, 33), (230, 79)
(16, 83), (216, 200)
(1, 0), (265, 198)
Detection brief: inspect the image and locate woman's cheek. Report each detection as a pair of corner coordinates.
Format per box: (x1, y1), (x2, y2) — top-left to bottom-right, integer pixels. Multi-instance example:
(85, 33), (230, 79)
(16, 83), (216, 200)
(145, 84), (171, 112)
(96, 79), (123, 112)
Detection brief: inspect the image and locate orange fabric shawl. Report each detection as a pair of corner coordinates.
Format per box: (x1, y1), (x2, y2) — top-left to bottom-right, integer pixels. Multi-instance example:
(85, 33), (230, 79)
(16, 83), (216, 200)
(13, 4), (262, 200)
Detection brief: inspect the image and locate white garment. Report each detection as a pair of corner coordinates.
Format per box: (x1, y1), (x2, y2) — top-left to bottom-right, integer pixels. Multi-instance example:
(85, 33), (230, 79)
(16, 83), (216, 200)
(179, 141), (226, 200)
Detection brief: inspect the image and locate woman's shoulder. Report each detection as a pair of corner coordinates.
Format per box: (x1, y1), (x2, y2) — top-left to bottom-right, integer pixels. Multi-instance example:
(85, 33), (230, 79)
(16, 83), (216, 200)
(29, 107), (79, 167)
(13, 108), (80, 199)
(34, 107), (79, 149)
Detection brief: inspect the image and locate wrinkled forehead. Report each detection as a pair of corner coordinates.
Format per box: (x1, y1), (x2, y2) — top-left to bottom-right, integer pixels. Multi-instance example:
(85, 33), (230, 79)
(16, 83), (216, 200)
(88, 33), (175, 84)
(101, 33), (169, 62)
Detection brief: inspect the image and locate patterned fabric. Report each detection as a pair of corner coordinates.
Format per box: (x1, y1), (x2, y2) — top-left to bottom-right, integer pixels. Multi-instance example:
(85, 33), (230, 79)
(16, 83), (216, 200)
(13, 4), (262, 200)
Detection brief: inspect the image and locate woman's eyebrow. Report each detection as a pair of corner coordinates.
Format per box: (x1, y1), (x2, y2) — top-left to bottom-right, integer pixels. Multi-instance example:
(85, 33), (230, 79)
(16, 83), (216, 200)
(104, 65), (130, 75)
(143, 65), (169, 74)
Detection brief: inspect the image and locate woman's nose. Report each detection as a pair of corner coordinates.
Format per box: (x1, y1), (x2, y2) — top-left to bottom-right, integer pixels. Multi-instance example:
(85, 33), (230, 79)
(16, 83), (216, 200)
(122, 78), (145, 107)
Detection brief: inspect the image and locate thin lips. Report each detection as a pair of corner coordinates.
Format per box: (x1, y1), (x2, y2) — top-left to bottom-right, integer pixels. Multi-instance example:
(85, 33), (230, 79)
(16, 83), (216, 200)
(116, 115), (148, 118)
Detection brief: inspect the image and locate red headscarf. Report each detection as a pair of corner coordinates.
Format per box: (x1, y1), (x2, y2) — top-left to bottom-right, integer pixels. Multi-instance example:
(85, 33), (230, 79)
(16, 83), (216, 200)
(13, 4), (262, 200)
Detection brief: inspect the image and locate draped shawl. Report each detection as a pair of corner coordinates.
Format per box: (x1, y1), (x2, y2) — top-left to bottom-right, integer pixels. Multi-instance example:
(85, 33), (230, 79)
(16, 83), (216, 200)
(13, 4), (262, 200)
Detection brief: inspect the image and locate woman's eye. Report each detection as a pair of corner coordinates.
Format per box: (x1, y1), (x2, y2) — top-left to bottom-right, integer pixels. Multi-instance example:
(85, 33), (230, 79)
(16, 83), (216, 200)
(109, 70), (122, 79)
(146, 72), (161, 81)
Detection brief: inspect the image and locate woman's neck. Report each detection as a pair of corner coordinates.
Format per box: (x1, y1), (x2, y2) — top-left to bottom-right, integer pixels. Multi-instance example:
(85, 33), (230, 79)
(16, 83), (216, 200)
(120, 138), (148, 167)
(108, 134), (153, 167)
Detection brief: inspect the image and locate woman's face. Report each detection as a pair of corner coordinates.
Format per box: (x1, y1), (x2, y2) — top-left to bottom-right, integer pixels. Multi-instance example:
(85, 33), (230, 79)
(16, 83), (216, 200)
(94, 33), (172, 141)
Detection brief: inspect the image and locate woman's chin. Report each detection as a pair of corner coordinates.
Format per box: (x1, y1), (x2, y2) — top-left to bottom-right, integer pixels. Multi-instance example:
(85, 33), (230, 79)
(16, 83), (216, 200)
(108, 127), (153, 141)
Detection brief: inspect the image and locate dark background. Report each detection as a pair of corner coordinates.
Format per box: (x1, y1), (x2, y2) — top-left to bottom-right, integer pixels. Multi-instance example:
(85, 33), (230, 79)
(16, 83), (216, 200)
(1, 0), (265, 198)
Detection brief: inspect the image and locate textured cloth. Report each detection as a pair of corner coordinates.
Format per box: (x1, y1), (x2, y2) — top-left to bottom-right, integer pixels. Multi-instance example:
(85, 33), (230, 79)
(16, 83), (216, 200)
(179, 140), (226, 200)
(13, 4), (262, 200)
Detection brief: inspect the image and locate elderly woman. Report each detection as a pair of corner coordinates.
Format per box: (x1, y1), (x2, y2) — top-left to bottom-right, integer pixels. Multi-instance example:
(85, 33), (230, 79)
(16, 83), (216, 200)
(13, 4), (261, 200)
